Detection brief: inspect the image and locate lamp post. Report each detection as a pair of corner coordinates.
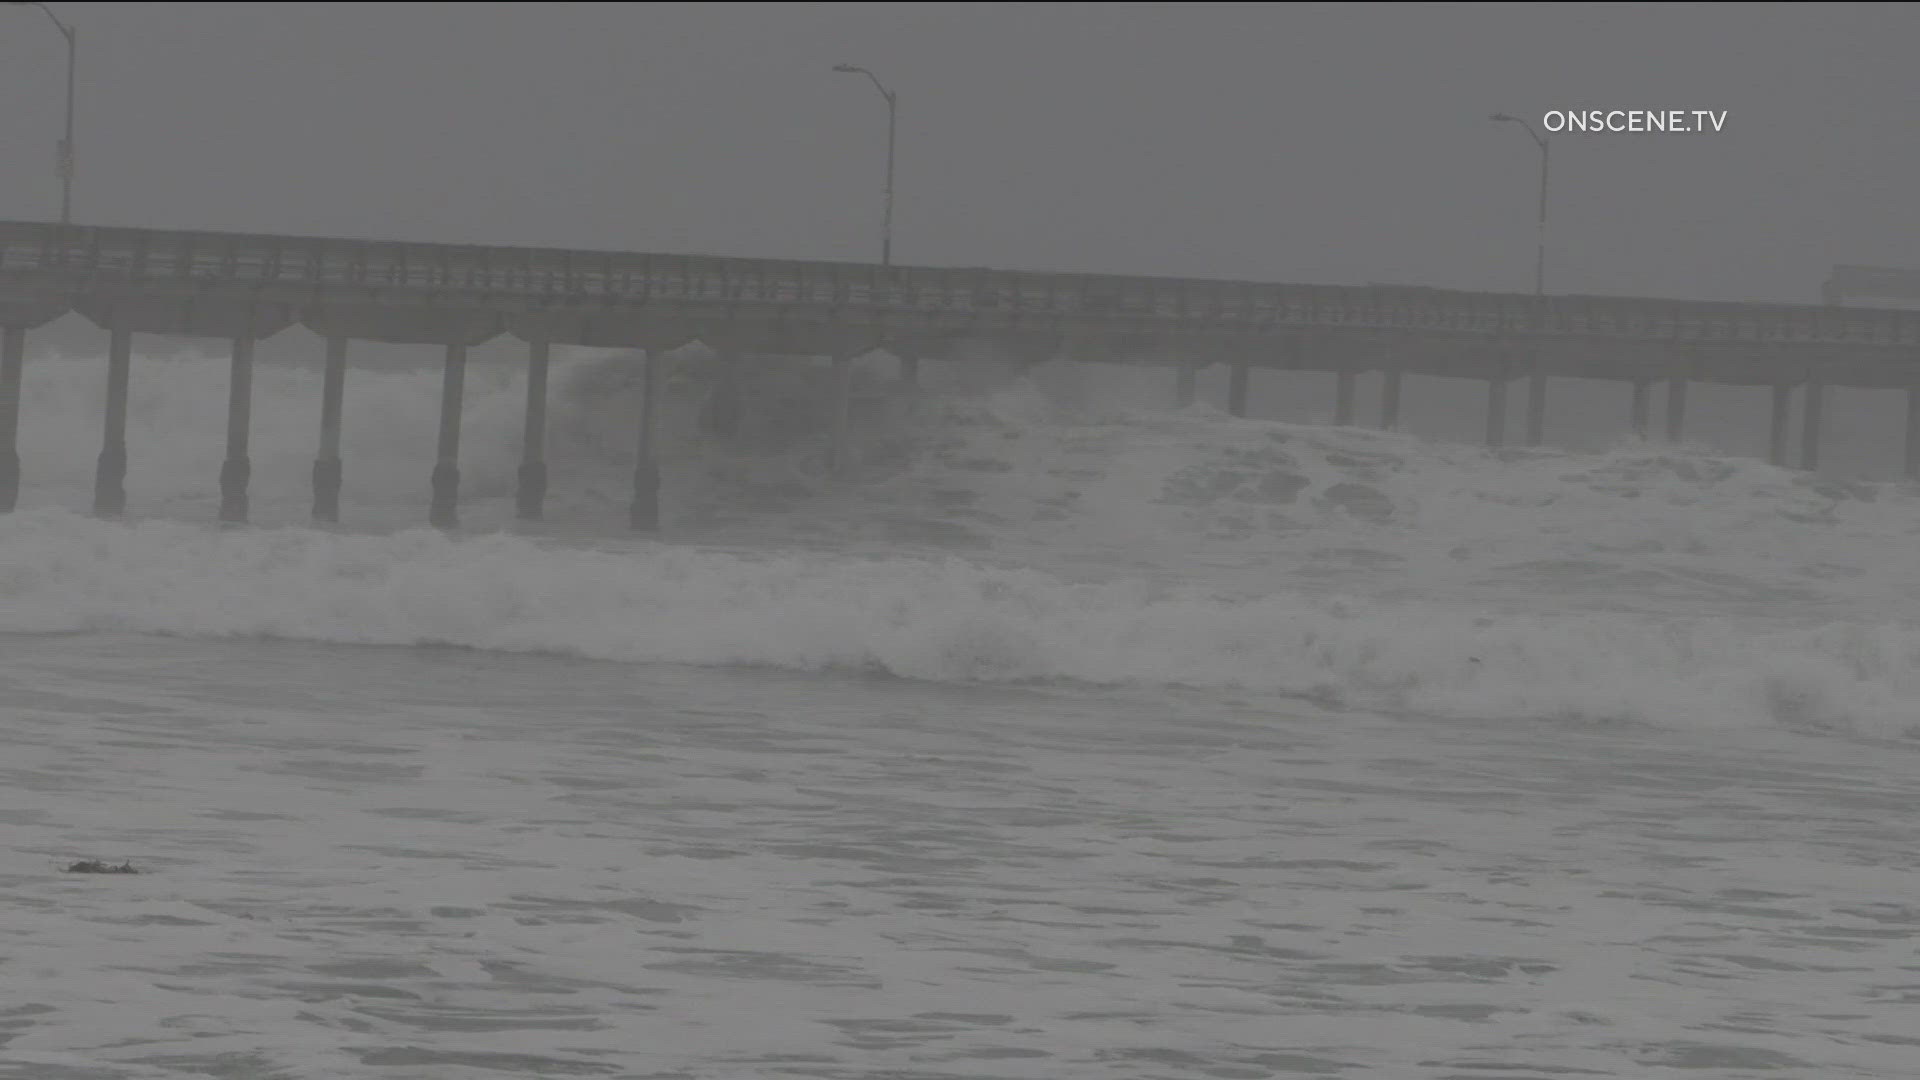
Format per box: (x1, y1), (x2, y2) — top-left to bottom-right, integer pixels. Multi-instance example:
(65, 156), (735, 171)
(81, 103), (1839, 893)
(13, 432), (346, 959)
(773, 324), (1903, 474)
(1490, 112), (1547, 295)
(832, 63), (896, 266)
(9, 2), (76, 224)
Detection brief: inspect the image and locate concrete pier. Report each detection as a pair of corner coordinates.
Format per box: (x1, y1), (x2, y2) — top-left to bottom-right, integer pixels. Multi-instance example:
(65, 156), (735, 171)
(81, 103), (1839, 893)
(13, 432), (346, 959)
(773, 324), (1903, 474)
(1906, 386), (1920, 481)
(1485, 374), (1507, 448)
(218, 337), (254, 523)
(516, 338), (550, 521)
(8, 219), (1920, 523)
(1802, 378), (1824, 472)
(1526, 368), (1547, 447)
(429, 343), (467, 530)
(1174, 361), (1196, 409)
(0, 326), (21, 512)
(705, 351), (743, 438)
(827, 352), (853, 475)
(93, 326), (131, 516)
(1379, 368), (1402, 431)
(1769, 384), (1792, 467)
(312, 336), (346, 523)
(629, 351), (659, 532)
(1227, 359), (1249, 418)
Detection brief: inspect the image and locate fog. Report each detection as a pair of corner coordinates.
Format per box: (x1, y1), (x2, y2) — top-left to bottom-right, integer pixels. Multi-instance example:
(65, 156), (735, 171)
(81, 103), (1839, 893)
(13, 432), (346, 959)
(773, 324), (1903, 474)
(18, 8), (1920, 1077)
(6, 3), (1919, 477)
(4, 2), (1916, 304)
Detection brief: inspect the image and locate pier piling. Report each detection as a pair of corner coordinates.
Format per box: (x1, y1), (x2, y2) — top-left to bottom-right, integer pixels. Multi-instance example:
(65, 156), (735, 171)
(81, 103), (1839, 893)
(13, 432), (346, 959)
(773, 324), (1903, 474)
(629, 350), (660, 531)
(0, 327), (22, 511)
(827, 352), (854, 474)
(1227, 359), (1249, 418)
(1525, 367), (1547, 446)
(1802, 378), (1824, 472)
(1485, 372), (1507, 448)
(1769, 384), (1792, 467)
(1905, 386), (1920, 481)
(516, 338), (550, 521)
(312, 336), (347, 523)
(429, 343), (466, 530)
(1665, 375), (1688, 443)
(218, 336), (254, 523)
(92, 326), (131, 516)
(1379, 368), (1402, 431)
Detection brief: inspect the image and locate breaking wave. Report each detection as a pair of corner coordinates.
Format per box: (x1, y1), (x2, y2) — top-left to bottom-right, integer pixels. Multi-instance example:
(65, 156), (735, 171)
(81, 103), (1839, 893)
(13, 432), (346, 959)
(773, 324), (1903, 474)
(4, 508), (1919, 738)
(8, 343), (1920, 737)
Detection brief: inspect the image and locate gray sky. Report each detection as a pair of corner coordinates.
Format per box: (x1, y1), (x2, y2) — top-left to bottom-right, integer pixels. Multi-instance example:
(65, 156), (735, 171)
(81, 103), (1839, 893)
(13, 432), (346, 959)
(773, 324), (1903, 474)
(2, 2), (1915, 305)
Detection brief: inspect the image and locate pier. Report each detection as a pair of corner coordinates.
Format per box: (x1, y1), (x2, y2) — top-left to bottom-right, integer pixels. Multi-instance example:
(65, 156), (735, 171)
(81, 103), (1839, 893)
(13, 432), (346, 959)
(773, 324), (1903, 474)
(4, 220), (1919, 525)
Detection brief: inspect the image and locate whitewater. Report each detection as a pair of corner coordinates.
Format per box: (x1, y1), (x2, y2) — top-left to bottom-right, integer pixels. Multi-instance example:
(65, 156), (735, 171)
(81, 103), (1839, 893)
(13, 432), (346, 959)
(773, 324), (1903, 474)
(6, 344), (1920, 1079)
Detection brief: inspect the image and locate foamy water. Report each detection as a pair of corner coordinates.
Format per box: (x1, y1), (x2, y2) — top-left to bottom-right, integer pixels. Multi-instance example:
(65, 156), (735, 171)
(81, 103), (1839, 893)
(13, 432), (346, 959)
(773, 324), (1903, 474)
(9, 634), (1920, 1079)
(7, 344), (1920, 1078)
(5, 508), (1920, 737)
(7, 346), (1920, 736)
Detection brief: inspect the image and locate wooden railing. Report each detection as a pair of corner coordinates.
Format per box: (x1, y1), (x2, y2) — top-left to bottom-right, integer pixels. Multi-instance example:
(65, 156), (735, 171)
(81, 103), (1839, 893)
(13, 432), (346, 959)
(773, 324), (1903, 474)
(6, 220), (1920, 347)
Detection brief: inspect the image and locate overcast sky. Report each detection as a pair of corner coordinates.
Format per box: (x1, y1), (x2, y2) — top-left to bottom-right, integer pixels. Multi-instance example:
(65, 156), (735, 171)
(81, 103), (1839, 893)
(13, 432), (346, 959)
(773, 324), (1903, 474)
(2, 2), (1914, 305)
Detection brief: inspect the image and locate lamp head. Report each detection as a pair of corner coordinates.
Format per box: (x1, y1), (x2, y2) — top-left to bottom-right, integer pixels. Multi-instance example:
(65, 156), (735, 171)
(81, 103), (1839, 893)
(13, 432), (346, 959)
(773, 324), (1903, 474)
(833, 64), (860, 73)
(1490, 113), (1516, 123)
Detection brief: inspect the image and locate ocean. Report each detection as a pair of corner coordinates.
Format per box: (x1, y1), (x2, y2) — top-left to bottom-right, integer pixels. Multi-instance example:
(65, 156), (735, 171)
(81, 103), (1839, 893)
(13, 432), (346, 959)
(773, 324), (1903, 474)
(4, 346), (1920, 1079)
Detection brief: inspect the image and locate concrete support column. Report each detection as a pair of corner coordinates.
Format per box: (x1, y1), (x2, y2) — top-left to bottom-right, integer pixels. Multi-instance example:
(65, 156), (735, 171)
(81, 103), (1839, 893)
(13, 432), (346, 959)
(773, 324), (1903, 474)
(0, 327), (23, 512)
(218, 336), (255, 523)
(93, 326), (132, 517)
(1379, 369), (1402, 431)
(1334, 369), (1357, 426)
(1906, 386), (1920, 481)
(312, 336), (347, 523)
(1227, 359), (1249, 418)
(429, 342), (466, 530)
(1526, 367), (1547, 447)
(1630, 378), (1652, 440)
(516, 338), (550, 521)
(1801, 378), (1824, 472)
(706, 351), (743, 439)
(827, 353), (853, 475)
(1768, 384), (1792, 467)
(1485, 373), (1507, 448)
(1174, 361), (1196, 409)
(1665, 375), (1688, 443)
(629, 351), (660, 531)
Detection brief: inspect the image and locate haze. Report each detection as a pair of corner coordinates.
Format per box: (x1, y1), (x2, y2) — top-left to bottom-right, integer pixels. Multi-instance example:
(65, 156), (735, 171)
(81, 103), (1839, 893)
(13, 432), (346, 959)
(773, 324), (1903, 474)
(3, 2), (1915, 305)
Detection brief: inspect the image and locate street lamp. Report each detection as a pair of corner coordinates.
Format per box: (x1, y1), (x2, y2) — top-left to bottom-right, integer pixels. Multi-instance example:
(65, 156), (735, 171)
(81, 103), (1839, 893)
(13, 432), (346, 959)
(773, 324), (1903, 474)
(9, 1), (77, 224)
(833, 63), (896, 266)
(1490, 112), (1547, 295)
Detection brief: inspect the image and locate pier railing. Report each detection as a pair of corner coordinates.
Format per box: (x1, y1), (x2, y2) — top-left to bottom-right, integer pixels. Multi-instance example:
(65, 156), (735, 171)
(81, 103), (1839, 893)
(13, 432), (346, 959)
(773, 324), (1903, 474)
(7, 220), (1920, 347)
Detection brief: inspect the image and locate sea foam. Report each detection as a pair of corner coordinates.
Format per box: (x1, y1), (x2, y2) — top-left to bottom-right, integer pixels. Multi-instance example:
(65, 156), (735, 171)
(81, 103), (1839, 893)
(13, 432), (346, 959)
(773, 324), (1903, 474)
(9, 345), (1920, 737)
(4, 508), (1917, 737)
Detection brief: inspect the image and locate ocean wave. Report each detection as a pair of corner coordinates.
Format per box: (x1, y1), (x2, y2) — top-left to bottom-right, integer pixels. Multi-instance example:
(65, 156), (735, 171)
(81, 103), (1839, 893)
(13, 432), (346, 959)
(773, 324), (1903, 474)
(4, 509), (1917, 738)
(11, 344), (1920, 737)
(18, 347), (1920, 608)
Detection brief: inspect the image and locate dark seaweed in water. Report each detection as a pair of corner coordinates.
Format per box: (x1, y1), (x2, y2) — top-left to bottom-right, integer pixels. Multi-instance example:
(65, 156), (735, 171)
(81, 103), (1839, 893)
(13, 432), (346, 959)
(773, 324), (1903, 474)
(65, 859), (139, 874)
